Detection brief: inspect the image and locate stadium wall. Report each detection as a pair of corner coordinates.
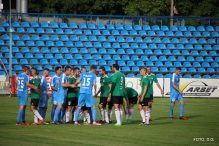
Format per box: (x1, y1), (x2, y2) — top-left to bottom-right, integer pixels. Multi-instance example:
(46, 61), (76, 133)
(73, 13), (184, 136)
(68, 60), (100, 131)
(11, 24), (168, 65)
(3, 75), (219, 98)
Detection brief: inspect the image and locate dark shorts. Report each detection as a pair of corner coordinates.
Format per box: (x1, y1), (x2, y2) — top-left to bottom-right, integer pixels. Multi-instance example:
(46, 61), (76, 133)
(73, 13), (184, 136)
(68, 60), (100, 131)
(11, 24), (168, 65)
(128, 96), (138, 104)
(138, 98), (149, 106)
(149, 94), (153, 102)
(30, 99), (39, 107)
(99, 97), (107, 107)
(108, 100), (114, 106)
(112, 96), (123, 104)
(81, 105), (87, 111)
(67, 97), (78, 106)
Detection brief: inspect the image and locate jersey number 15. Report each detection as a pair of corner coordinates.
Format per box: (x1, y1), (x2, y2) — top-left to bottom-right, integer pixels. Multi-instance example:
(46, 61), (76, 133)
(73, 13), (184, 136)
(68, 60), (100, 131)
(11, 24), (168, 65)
(18, 80), (24, 89)
(82, 78), (90, 86)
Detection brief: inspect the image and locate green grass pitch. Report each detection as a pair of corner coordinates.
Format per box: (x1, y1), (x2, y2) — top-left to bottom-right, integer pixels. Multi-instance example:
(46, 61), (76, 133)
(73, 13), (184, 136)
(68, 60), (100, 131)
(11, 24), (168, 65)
(0, 96), (218, 146)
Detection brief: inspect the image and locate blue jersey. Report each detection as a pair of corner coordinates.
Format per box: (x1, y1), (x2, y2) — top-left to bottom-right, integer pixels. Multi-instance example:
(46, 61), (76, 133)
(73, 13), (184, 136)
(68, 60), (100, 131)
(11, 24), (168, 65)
(79, 72), (96, 94)
(40, 76), (47, 96)
(170, 73), (180, 95)
(50, 75), (60, 98)
(58, 73), (68, 97)
(17, 74), (29, 97)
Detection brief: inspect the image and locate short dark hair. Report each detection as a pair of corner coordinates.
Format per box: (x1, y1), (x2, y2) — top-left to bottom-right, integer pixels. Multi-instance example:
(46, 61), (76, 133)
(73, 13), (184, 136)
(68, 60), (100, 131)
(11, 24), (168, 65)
(141, 68), (147, 72)
(73, 67), (79, 72)
(90, 65), (97, 70)
(99, 66), (105, 72)
(55, 66), (61, 72)
(22, 66), (30, 72)
(112, 64), (119, 70)
(65, 66), (72, 71)
(81, 66), (86, 70)
(176, 67), (181, 70)
(147, 66), (151, 69)
(31, 68), (37, 73)
(43, 68), (50, 71)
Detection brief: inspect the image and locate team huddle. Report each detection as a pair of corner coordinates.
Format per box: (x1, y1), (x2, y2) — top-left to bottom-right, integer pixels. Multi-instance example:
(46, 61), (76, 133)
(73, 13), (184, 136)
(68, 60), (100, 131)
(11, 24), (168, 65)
(16, 64), (188, 126)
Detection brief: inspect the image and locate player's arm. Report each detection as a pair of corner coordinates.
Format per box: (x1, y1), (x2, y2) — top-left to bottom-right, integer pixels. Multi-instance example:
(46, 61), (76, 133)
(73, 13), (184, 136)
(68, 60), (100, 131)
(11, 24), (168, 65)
(141, 85), (148, 102)
(156, 82), (164, 95)
(107, 84), (112, 102)
(93, 82), (97, 97)
(39, 85), (43, 102)
(26, 82), (38, 91)
(61, 81), (74, 88)
(172, 81), (183, 94)
(95, 87), (101, 97)
(126, 98), (131, 115)
(122, 100), (127, 115)
(51, 78), (58, 91)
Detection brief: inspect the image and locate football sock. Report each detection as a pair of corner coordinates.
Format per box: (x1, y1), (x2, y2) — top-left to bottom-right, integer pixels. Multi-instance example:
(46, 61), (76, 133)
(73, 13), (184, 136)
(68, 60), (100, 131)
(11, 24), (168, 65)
(75, 108), (80, 123)
(61, 108), (66, 120)
(108, 109), (112, 121)
(71, 107), (75, 122)
(51, 108), (55, 121)
(145, 111), (150, 124)
(180, 104), (184, 117)
(53, 108), (61, 123)
(88, 109), (93, 121)
(92, 108), (97, 123)
(130, 107), (134, 119)
(22, 109), (25, 122)
(126, 108), (129, 119)
(100, 109), (104, 121)
(42, 110), (46, 119)
(86, 114), (91, 123)
(115, 109), (121, 124)
(169, 105), (174, 118)
(140, 109), (145, 122)
(58, 110), (61, 122)
(34, 115), (38, 123)
(33, 110), (43, 120)
(81, 112), (85, 121)
(104, 110), (109, 123)
(148, 108), (151, 118)
(73, 112), (76, 121)
(17, 109), (23, 123)
(119, 109), (123, 124)
(38, 109), (42, 117)
(66, 112), (70, 122)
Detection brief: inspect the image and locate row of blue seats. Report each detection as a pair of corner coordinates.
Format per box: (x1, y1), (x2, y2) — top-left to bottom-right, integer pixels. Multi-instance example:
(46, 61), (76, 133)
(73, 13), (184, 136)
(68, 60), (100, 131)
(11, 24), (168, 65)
(2, 34), (219, 44)
(2, 21), (219, 32)
(0, 70), (218, 78)
(1, 39), (219, 48)
(2, 57), (219, 68)
(1, 64), (218, 73)
(2, 27), (219, 38)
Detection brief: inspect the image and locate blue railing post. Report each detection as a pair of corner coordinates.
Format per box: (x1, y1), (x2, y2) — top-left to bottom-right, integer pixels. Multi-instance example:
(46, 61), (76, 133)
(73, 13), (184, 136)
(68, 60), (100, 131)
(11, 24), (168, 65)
(91, 16), (92, 24)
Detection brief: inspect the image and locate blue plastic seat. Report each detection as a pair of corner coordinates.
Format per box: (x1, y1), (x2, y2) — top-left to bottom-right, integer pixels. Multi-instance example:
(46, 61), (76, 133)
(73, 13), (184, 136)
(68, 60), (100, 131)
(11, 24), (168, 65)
(208, 39), (216, 45)
(51, 47), (59, 54)
(213, 75), (219, 78)
(35, 54), (44, 60)
(161, 26), (169, 31)
(121, 30), (129, 36)
(176, 44), (185, 50)
(69, 23), (78, 29)
(116, 24), (124, 30)
(74, 54), (83, 60)
(132, 67), (140, 72)
(41, 35), (50, 41)
(117, 49), (126, 55)
(203, 75), (211, 78)
(122, 55), (130, 61)
(145, 50), (153, 55)
(59, 23), (68, 29)
(50, 35), (59, 41)
(97, 24), (105, 30)
(177, 56), (186, 62)
(46, 41), (55, 47)
(99, 60), (107, 66)
(36, 28), (45, 34)
(60, 48), (69, 54)
(182, 50), (191, 56)
(15, 53), (24, 59)
(148, 31), (156, 36)
(98, 49), (107, 55)
(50, 23), (58, 29)
(150, 56), (158, 62)
(154, 50), (163, 56)
(168, 56), (177, 62)
(139, 56), (148, 62)
(176, 31), (184, 37)
(69, 36), (78, 42)
(202, 62), (211, 68)
(103, 43), (111, 49)
(27, 28), (35, 33)
(105, 66), (112, 72)
(107, 36), (115, 43)
(112, 43), (121, 49)
(12, 59), (19, 65)
(193, 32), (202, 37)
(179, 26), (187, 32)
(197, 26), (206, 32)
(136, 73), (141, 77)
(89, 60), (98, 66)
(31, 22), (39, 28)
(204, 45), (212, 51)
(40, 59), (49, 65)
(65, 29), (74, 35)
(117, 37), (125, 43)
(184, 31), (193, 37)
(206, 26), (214, 32)
(134, 25), (142, 31)
(74, 30), (82, 35)
(1, 34), (9, 40)
(199, 38), (207, 45)
(93, 30), (101, 36)
(152, 25), (160, 31)
(163, 50), (172, 56)
(136, 61), (145, 67)
(158, 44), (167, 50)
(193, 62), (201, 68)
(21, 22), (30, 27)
(0, 27), (5, 33)
(102, 30), (111, 36)
(155, 62), (163, 67)
(79, 60), (88, 66)
(135, 49), (144, 56)
(188, 68), (197, 73)
(125, 37), (134, 43)
(159, 56), (167, 62)
(75, 42), (84, 48)
(183, 74), (191, 78)
(127, 73), (135, 77)
(64, 41), (73, 48)
(165, 62), (173, 67)
(118, 61), (126, 67)
(151, 67), (159, 73)
(40, 22), (49, 28)
(193, 74), (201, 78)
(198, 68), (206, 73)
(162, 38), (171, 44)
(41, 47), (50, 54)
(93, 55), (102, 60)
(55, 54), (64, 60)
(157, 31), (166, 37)
(113, 55), (121, 61)
(103, 55), (112, 61)
(172, 38), (180, 44)
(199, 51), (208, 56)
(139, 44), (147, 50)
(79, 23), (87, 29)
(121, 43), (130, 49)
(144, 38), (153, 43)
(127, 49), (135, 55)
(112, 30), (120, 36)
(46, 29), (55, 34)
(211, 32), (219, 38)
(6, 40), (15, 46)
(209, 51), (218, 56)
(93, 42), (101, 48)
(107, 24), (115, 30)
(170, 26), (178, 32)
(125, 25), (133, 31)
(160, 67), (168, 72)
(166, 31), (175, 37)
(61, 36), (69, 42)
(153, 38), (162, 44)
(11, 22), (20, 27)
(135, 37), (143, 44)
(20, 59), (29, 65)
(207, 68), (215, 73)
(36, 41), (45, 47)
(139, 31), (147, 36)
(202, 32), (211, 37)
(56, 29), (64, 35)
(194, 45), (203, 51)
(69, 60), (78, 66)
(185, 45), (194, 50)
(21, 47), (30, 53)
(181, 38), (189, 44)
(17, 28), (25, 33)
(188, 26), (196, 32)
(1, 47), (9, 53)
(14, 65), (23, 71)
(31, 35), (40, 41)
(65, 54), (73, 60)
(173, 50), (181, 56)
(83, 30), (92, 36)
(146, 61), (154, 67)
(215, 57), (219, 62)
(211, 62), (219, 68)
(80, 36), (88, 42)
(143, 25), (151, 31)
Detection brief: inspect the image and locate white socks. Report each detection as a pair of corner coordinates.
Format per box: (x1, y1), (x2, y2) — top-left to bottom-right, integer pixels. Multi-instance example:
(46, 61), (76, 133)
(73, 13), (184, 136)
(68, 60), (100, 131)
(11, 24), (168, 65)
(129, 107), (134, 119)
(86, 114), (90, 123)
(145, 111), (150, 124)
(66, 112), (70, 122)
(34, 115), (38, 123)
(73, 112), (76, 121)
(140, 110), (145, 122)
(104, 110), (109, 123)
(100, 109), (104, 121)
(126, 108), (129, 119)
(115, 109), (121, 124)
(119, 109), (123, 123)
(33, 110), (43, 120)
(148, 108), (151, 118)
(108, 109), (112, 122)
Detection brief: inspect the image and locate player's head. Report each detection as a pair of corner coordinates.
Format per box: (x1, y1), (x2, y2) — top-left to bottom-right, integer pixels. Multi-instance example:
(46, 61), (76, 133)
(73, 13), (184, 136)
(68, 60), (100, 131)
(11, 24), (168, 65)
(70, 68), (74, 76)
(112, 64), (119, 73)
(140, 68), (147, 76)
(73, 67), (80, 77)
(147, 66), (151, 74)
(43, 68), (50, 77)
(90, 65), (97, 73)
(65, 66), (72, 76)
(55, 66), (62, 76)
(175, 67), (181, 75)
(30, 68), (37, 76)
(99, 66), (106, 76)
(81, 66), (86, 73)
(22, 66), (30, 74)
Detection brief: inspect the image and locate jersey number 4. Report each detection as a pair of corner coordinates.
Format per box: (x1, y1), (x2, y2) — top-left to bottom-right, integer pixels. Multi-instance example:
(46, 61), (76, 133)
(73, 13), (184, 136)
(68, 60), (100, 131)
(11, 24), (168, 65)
(82, 78), (90, 86)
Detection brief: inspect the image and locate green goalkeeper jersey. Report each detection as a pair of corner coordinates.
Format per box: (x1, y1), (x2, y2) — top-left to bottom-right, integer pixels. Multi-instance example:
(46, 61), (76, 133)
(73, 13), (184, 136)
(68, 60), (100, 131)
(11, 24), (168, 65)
(29, 76), (40, 99)
(141, 76), (150, 98)
(146, 74), (158, 94)
(124, 87), (138, 99)
(110, 72), (125, 96)
(67, 76), (78, 98)
(100, 75), (112, 98)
